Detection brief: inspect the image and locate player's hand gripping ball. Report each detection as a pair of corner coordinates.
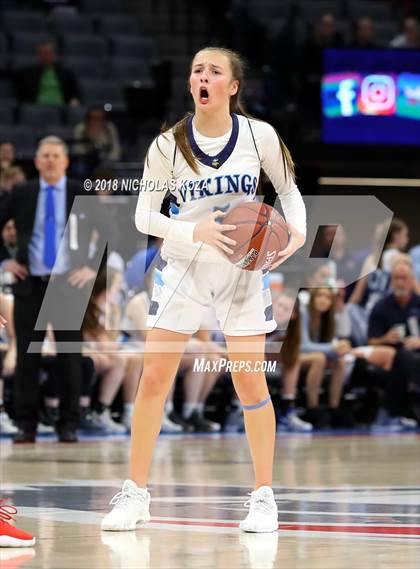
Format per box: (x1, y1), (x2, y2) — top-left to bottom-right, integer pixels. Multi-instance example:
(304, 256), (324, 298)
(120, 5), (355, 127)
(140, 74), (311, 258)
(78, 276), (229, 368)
(222, 202), (290, 271)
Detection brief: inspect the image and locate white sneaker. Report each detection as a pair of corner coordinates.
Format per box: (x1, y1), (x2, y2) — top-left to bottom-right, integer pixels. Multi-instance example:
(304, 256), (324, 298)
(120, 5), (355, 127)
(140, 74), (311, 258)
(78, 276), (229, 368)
(91, 410), (126, 434)
(285, 410), (313, 432)
(161, 414), (182, 433)
(101, 480), (151, 531)
(0, 411), (17, 434)
(239, 486), (279, 533)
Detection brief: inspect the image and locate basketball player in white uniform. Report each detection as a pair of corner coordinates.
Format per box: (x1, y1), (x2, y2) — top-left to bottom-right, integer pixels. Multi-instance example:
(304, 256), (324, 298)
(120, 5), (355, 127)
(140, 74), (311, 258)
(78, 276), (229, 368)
(102, 47), (306, 533)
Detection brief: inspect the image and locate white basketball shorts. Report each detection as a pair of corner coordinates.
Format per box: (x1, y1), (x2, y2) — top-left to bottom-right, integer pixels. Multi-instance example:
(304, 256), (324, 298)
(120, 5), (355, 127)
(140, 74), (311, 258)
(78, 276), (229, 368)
(147, 253), (277, 336)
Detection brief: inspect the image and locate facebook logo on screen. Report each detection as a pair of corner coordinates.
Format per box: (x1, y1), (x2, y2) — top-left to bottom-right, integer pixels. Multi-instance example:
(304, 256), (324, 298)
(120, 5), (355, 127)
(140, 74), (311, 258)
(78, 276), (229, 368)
(323, 73), (360, 117)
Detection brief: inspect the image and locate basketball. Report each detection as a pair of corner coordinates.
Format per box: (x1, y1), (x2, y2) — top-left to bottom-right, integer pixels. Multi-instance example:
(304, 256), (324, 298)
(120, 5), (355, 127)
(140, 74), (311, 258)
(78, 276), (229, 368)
(223, 202), (290, 271)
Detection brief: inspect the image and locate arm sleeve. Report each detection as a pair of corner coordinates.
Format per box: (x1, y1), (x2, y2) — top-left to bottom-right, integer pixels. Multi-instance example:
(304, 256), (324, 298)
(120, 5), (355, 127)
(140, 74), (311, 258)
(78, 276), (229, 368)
(134, 135), (197, 244)
(254, 120), (307, 237)
(300, 307), (337, 358)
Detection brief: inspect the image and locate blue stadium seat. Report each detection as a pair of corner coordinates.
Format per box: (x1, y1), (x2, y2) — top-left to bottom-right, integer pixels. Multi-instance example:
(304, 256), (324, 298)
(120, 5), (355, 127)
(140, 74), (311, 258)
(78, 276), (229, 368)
(108, 58), (153, 86)
(250, 0), (291, 23)
(0, 124), (38, 158)
(9, 54), (38, 71)
(65, 105), (88, 126)
(349, 2), (393, 22)
(42, 124), (75, 143)
(0, 103), (15, 125)
(96, 14), (140, 36)
(19, 104), (62, 128)
(80, 79), (126, 112)
(0, 79), (15, 100)
(0, 33), (8, 70)
(299, 1), (341, 22)
(2, 11), (48, 34)
(11, 33), (52, 56)
(80, 0), (128, 14)
(62, 56), (105, 79)
(61, 34), (108, 59)
(111, 36), (158, 60)
(51, 12), (93, 35)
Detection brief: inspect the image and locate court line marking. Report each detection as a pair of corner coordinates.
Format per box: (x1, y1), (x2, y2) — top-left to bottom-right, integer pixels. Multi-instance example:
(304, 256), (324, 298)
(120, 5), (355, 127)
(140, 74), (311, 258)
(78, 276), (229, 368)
(16, 507), (420, 540)
(4, 479), (420, 491)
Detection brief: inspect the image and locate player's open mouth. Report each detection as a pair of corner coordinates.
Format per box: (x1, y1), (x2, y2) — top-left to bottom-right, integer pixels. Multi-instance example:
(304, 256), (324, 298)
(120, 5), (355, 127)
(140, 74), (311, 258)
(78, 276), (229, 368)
(199, 87), (209, 104)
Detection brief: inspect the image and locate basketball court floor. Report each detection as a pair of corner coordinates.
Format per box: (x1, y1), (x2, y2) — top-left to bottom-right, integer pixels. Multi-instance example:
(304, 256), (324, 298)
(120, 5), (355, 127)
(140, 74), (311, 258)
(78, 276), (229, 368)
(1, 431), (419, 569)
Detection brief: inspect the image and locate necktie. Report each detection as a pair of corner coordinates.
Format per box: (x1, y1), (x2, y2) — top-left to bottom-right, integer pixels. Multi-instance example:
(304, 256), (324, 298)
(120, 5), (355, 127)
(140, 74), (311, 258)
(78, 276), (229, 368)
(43, 185), (56, 269)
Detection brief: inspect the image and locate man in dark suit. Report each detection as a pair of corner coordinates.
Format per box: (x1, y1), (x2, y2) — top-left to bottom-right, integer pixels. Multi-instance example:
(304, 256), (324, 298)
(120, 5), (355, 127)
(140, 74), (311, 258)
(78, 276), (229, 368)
(0, 136), (108, 442)
(16, 41), (80, 106)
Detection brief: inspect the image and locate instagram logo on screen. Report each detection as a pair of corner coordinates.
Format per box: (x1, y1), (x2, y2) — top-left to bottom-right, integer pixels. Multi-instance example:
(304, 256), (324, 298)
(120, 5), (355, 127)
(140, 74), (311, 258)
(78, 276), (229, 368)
(359, 74), (396, 115)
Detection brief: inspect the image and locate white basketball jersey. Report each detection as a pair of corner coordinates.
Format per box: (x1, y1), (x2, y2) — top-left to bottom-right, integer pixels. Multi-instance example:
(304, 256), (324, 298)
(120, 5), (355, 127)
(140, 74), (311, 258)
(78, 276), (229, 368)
(135, 114), (306, 261)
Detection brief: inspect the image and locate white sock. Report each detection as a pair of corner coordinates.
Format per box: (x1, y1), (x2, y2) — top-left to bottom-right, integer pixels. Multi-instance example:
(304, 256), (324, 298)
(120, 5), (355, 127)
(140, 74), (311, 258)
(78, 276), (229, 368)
(182, 403), (197, 419)
(196, 402), (204, 415)
(165, 400), (174, 414)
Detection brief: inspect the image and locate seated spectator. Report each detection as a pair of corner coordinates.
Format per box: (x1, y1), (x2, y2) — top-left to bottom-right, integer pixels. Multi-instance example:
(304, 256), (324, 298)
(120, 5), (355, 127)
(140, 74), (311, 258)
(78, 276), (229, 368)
(16, 40), (80, 106)
(381, 218), (409, 272)
(368, 257), (420, 427)
(351, 17), (377, 48)
(73, 108), (122, 175)
(83, 268), (138, 434)
(0, 142), (17, 174)
(0, 219), (17, 266)
(347, 219), (409, 343)
(0, 167), (26, 196)
(335, 285), (395, 371)
(309, 13), (343, 50)
(268, 290), (313, 432)
(312, 225), (365, 298)
(390, 17), (420, 48)
(299, 259), (336, 307)
(300, 287), (352, 427)
(368, 258), (420, 365)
